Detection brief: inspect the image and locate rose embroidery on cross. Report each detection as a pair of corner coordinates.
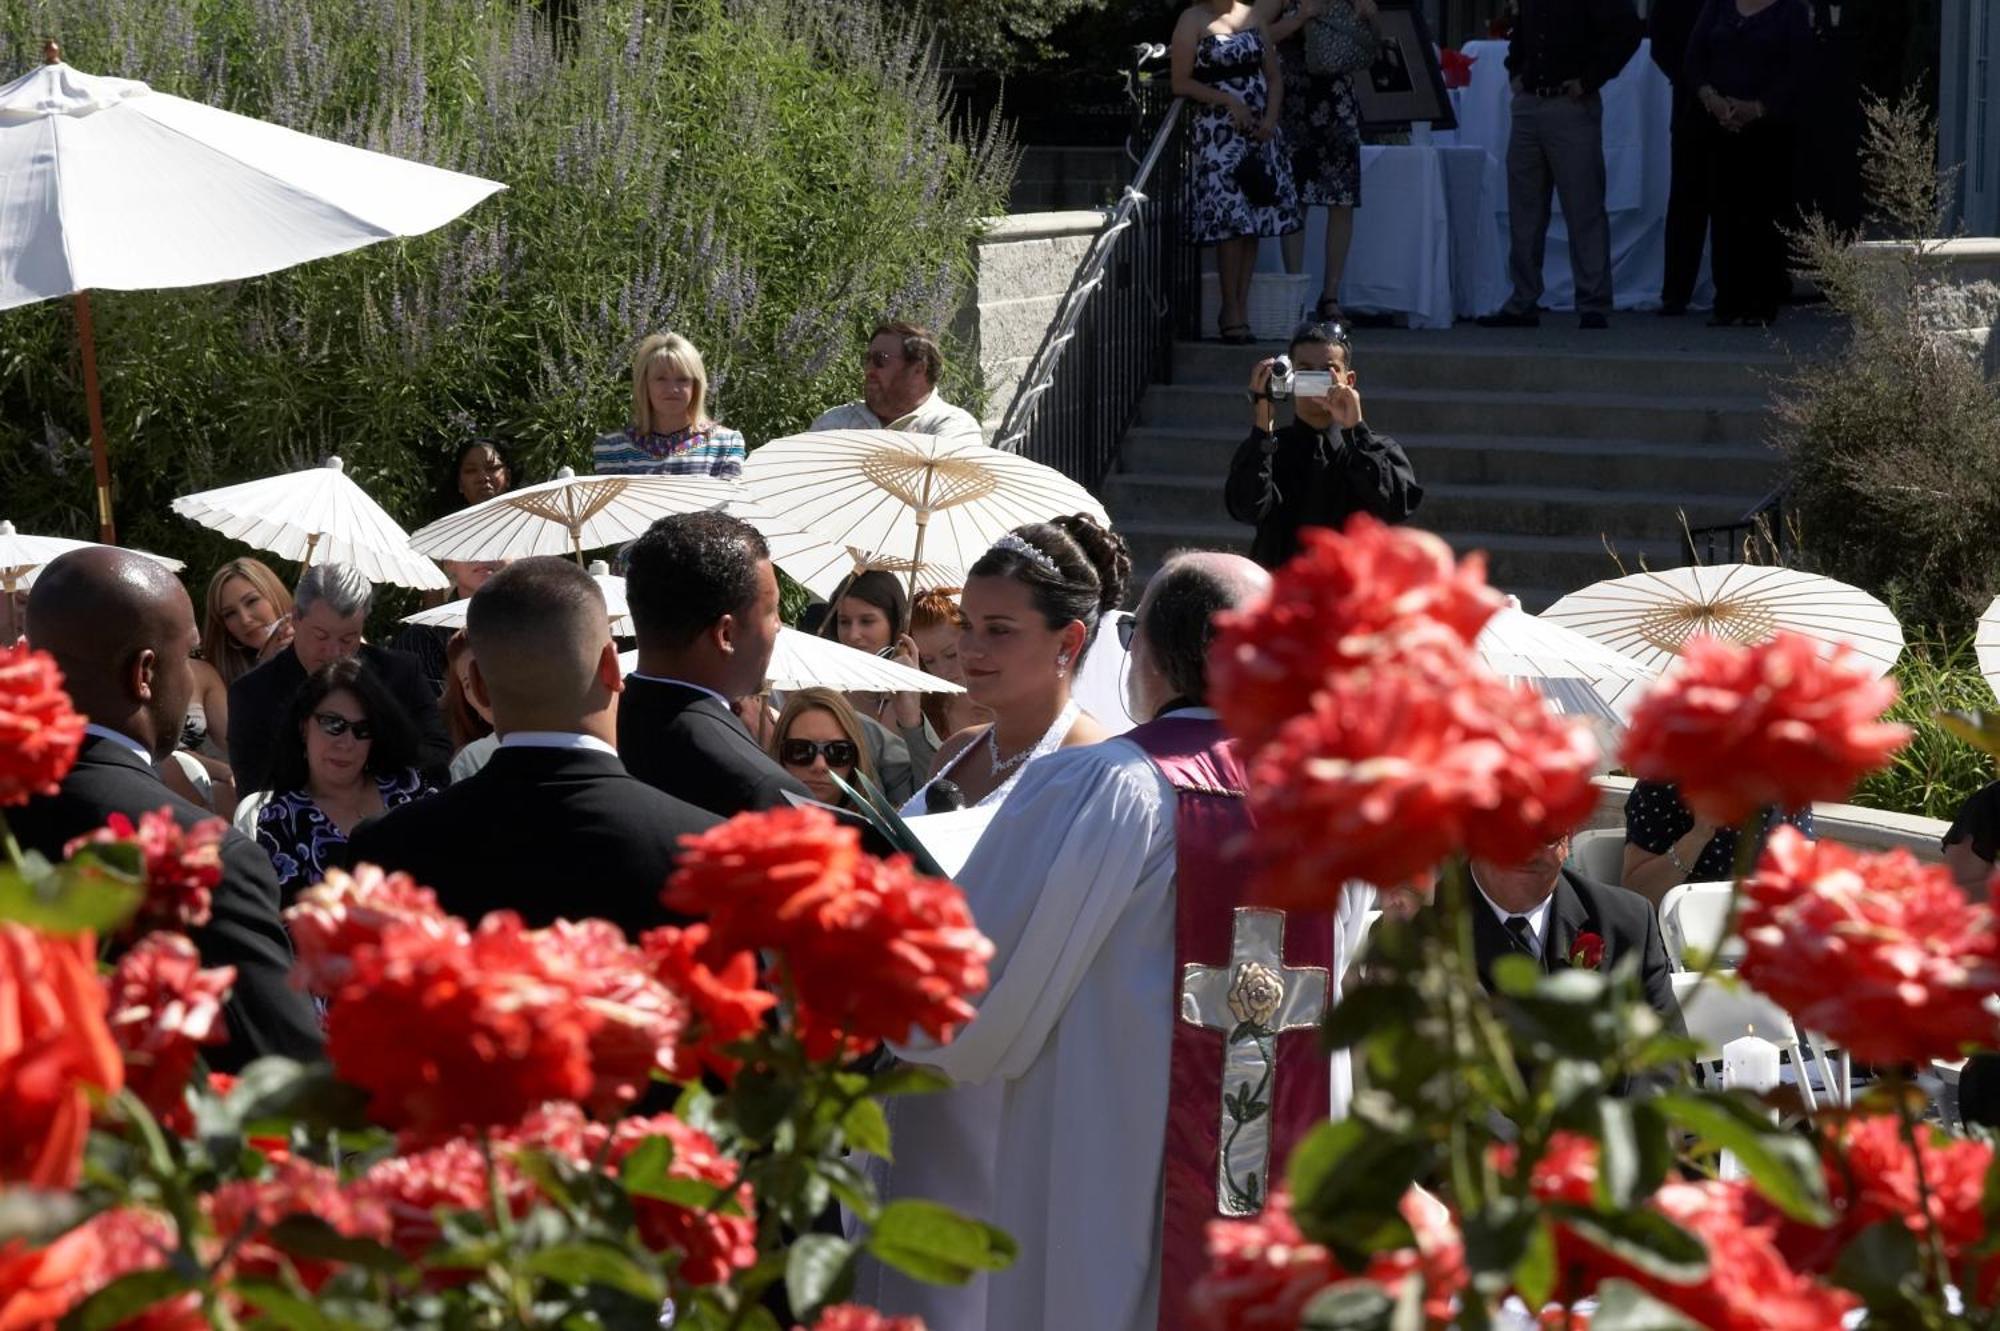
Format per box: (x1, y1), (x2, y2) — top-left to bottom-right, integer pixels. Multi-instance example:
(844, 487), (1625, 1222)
(1228, 961), (1285, 1031)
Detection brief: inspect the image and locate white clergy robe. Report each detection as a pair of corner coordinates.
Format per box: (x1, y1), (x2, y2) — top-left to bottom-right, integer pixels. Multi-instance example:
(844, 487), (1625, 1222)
(860, 723), (1375, 1331)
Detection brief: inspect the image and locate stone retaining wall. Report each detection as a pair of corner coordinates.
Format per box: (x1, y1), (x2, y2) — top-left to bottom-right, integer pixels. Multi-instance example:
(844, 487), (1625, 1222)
(1851, 237), (2000, 378)
(1584, 775), (1950, 862)
(966, 211), (1106, 437)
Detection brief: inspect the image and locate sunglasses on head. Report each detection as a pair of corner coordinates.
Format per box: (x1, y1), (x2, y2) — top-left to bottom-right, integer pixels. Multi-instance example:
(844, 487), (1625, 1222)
(780, 738), (859, 768)
(312, 711), (373, 741)
(1117, 616), (1138, 651)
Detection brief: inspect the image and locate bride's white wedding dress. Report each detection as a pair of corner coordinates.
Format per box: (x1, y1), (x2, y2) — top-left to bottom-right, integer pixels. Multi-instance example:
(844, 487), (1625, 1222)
(899, 700), (1082, 816)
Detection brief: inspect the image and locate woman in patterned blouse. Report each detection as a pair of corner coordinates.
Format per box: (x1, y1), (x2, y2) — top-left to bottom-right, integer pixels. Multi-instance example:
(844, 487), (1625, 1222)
(592, 332), (746, 479)
(250, 658), (435, 904)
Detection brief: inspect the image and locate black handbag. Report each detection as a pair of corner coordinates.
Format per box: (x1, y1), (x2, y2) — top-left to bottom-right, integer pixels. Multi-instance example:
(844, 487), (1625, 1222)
(1233, 148), (1281, 209)
(1304, 1), (1376, 79)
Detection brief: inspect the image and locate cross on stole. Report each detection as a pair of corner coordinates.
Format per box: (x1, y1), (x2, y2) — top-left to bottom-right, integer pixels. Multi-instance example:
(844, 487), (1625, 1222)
(1179, 907), (1330, 1215)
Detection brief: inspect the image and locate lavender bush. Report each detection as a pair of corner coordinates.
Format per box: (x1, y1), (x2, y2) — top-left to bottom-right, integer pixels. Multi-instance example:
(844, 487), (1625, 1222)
(0, 0), (1015, 574)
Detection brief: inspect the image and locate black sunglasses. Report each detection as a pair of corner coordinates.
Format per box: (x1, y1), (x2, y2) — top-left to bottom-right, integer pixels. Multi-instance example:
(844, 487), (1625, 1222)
(1117, 616), (1138, 651)
(312, 711), (373, 741)
(780, 738), (859, 768)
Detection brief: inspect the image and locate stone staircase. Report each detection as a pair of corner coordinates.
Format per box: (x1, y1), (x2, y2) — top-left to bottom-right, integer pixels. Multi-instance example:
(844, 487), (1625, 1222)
(1101, 320), (1829, 610)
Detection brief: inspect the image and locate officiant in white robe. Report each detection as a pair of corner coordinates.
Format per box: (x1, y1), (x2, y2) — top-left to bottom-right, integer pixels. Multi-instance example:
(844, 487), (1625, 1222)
(859, 553), (1376, 1331)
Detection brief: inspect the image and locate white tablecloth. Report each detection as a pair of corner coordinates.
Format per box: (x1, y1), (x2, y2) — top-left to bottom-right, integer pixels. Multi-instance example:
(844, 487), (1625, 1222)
(1252, 39), (1710, 321)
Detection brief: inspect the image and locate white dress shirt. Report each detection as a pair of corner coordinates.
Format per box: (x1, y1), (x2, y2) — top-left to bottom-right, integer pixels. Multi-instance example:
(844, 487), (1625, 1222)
(1472, 873), (1554, 960)
(496, 731), (619, 758)
(626, 673), (732, 709)
(83, 723), (155, 767)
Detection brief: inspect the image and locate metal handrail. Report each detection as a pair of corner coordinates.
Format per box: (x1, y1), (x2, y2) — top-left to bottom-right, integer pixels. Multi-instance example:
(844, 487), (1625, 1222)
(1683, 483), (1790, 566)
(991, 45), (1194, 486)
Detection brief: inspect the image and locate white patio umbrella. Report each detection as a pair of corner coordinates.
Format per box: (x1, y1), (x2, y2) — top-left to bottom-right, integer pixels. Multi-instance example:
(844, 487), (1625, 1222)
(617, 629), (961, 696)
(0, 48), (504, 540)
(1477, 604), (1658, 682)
(172, 456), (448, 591)
(0, 519), (183, 594)
(1974, 594), (2000, 702)
(740, 429), (1107, 597)
(1543, 564), (1906, 716)
(408, 468), (738, 565)
(403, 561), (635, 633)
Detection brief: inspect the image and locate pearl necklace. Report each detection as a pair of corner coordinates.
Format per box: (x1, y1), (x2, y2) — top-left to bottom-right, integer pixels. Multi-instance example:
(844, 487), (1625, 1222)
(984, 700), (1080, 777)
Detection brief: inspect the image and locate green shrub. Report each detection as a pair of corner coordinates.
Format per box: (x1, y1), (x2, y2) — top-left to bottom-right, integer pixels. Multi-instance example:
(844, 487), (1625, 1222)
(1776, 95), (2000, 641)
(1850, 630), (1995, 822)
(0, 0), (1014, 592)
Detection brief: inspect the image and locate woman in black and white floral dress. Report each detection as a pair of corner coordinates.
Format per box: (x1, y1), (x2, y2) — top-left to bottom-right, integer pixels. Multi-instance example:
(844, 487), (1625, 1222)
(1172, 1), (1301, 343)
(1260, 0), (1371, 322)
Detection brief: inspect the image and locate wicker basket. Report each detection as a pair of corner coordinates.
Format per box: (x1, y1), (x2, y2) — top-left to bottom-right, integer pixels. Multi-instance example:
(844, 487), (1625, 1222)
(1199, 270), (1313, 341)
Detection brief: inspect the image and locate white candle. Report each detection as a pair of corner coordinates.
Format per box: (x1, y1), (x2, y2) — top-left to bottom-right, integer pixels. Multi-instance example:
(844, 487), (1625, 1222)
(1723, 1034), (1781, 1094)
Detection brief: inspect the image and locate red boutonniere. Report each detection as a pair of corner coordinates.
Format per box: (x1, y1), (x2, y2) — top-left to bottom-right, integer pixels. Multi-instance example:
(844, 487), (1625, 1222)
(1440, 48), (1476, 91)
(1568, 932), (1606, 970)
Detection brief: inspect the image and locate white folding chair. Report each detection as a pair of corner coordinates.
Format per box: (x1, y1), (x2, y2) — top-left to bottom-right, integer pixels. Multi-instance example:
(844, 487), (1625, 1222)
(1658, 881), (1741, 971)
(1568, 828), (1627, 885)
(1670, 973), (1849, 1110)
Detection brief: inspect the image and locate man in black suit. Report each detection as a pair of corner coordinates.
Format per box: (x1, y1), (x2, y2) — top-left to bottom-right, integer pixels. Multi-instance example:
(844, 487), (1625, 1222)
(1649, 0), (1711, 316)
(227, 562), (450, 794)
(618, 512), (813, 817)
(1467, 832), (1686, 1045)
(11, 548), (323, 1069)
(347, 557), (718, 936)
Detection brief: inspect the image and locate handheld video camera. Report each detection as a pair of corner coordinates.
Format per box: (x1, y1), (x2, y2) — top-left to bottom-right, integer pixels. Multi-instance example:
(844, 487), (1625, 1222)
(1266, 355), (1333, 401)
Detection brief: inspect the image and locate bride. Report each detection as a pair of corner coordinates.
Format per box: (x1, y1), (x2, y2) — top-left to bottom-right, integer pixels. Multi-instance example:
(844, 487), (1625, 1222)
(902, 513), (1131, 813)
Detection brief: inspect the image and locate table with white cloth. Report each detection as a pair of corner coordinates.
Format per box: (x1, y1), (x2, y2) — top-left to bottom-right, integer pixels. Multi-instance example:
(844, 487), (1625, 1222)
(1254, 39), (1710, 323)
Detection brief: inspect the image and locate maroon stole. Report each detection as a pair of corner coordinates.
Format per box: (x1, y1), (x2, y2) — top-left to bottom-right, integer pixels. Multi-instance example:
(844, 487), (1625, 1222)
(1126, 713), (1333, 1331)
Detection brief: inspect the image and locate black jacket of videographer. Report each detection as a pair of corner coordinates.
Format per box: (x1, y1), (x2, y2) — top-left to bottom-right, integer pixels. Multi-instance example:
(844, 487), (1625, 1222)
(1224, 418), (1423, 568)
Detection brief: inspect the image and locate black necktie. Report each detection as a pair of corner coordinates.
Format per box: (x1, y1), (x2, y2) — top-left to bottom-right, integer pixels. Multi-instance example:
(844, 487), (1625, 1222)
(1504, 915), (1538, 960)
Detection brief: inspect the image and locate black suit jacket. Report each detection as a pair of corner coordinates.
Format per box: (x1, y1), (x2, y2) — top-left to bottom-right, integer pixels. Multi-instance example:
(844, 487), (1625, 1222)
(1471, 866), (1687, 1039)
(7, 735), (324, 1069)
(227, 643), (451, 795)
(617, 676), (812, 818)
(344, 744), (720, 938)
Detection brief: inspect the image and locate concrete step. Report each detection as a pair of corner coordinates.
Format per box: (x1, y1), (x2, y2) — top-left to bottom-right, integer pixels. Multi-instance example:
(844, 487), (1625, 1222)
(1167, 338), (1790, 398)
(1117, 428), (1786, 494)
(1114, 519), (1681, 608)
(1102, 475), (1752, 541)
(1134, 384), (1772, 445)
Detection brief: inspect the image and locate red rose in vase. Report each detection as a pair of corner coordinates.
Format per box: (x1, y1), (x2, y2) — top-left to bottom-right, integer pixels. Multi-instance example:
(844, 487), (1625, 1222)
(0, 643), (87, 808)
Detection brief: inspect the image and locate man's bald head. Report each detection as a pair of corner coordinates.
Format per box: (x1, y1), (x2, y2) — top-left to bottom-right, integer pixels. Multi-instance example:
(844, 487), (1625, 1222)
(1127, 551), (1271, 719)
(465, 557), (617, 732)
(26, 547), (199, 758)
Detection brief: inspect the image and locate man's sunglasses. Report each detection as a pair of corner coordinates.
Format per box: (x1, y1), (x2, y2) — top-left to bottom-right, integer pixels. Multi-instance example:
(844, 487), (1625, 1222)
(863, 350), (902, 369)
(312, 712), (373, 741)
(780, 738), (859, 767)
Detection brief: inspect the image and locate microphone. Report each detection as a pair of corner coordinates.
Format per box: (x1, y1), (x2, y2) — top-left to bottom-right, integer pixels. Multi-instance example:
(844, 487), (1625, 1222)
(926, 780), (967, 814)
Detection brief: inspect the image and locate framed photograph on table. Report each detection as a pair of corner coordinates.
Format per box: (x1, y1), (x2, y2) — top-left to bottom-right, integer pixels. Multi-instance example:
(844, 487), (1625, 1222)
(1353, 2), (1456, 132)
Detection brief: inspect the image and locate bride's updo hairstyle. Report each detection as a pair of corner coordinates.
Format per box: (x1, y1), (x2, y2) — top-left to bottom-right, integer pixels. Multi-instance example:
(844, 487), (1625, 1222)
(968, 512), (1132, 666)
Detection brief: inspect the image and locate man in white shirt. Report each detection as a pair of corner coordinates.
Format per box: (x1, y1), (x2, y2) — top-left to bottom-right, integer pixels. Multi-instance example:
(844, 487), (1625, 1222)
(859, 552), (1374, 1331)
(810, 321), (984, 446)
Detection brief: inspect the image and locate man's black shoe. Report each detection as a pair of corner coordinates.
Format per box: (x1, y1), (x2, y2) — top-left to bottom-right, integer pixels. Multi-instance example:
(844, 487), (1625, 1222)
(1476, 309), (1540, 328)
(1579, 312), (1609, 330)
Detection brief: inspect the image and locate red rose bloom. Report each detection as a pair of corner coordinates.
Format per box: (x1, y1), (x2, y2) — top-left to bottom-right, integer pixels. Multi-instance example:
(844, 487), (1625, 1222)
(663, 807), (864, 956)
(205, 1159), (392, 1292)
(0, 1208), (197, 1331)
(641, 923), (777, 1080)
(353, 1138), (517, 1262)
(1620, 632), (1908, 825)
(105, 932), (234, 1135)
(1244, 659), (1598, 908)
(285, 864), (461, 993)
(0, 644), (87, 807)
(1738, 828), (2000, 1065)
(0, 925), (123, 1188)
(321, 913), (595, 1141)
(797, 1307), (927, 1331)
(1624, 1181), (1858, 1331)
(782, 854), (992, 1060)
(65, 809), (225, 933)
(1209, 516), (1506, 752)
(1567, 932), (1605, 970)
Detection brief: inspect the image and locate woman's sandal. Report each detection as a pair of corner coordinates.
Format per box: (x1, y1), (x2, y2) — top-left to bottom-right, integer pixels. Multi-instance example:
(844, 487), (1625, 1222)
(1314, 297), (1345, 324)
(1219, 322), (1255, 345)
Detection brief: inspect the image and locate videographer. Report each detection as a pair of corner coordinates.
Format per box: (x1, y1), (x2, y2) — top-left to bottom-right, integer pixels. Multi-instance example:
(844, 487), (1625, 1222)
(1223, 320), (1424, 568)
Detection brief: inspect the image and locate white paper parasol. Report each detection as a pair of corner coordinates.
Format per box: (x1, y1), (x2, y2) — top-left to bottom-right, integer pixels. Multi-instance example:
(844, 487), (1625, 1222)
(740, 429), (1107, 596)
(172, 456), (448, 591)
(408, 468), (739, 565)
(403, 562), (634, 634)
(1973, 594), (2000, 701)
(1477, 604), (1658, 682)
(618, 628), (961, 695)
(0, 519), (184, 593)
(0, 50), (504, 541)
(1543, 564), (1906, 715)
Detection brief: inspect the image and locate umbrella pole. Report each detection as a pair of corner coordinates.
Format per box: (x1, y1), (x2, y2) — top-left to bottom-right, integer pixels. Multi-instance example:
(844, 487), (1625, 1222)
(72, 292), (117, 544)
(301, 532), (321, 571)
(572, 526), (585, 566)
(907, 464), (936, 602)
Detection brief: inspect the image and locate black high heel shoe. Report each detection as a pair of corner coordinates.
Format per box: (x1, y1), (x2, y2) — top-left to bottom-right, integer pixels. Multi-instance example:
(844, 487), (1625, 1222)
(1314, 297), (1345, 324)
(1218, 322), (1254, 345)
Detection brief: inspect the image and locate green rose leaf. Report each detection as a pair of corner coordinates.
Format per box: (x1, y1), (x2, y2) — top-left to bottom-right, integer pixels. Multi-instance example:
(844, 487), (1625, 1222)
(267, 1216), (412, 1275)
(784, 1233), (856, 1316)
(1285, 1119), (1424, 1259)
(520, 1241), (666, 1302)
(226, 1278), (343, 1331)
(1829, 1219), (1923, 1309)
(1319, 979), (1423, 1051)
(867, 1199), (1017, 1285)
(867, 1065), (952, 1098)
(61, 1269), (194, 1331)
(1594, 1098), (1674, 1209)
(1655, 1090), (1831, 1224)
(1552, 1206), (1708, 1284)
(0, 849), (142, 936)
(1588, 1278), (1704, 1331)
(1299, 1279), (1395, 1330)
(1512, 1215), (1558, 1312)
(841, 1096), (893, 1159)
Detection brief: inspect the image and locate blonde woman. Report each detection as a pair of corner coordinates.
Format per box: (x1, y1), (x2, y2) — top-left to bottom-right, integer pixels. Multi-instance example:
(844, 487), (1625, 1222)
(769, 688), (880, 812)
(202, 557), (296, 687)
(593, 332), (746, 479)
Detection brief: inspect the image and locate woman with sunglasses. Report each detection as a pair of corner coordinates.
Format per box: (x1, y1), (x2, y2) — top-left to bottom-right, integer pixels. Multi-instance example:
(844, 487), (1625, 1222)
(248, 658), (435, 903)
(770, 688), (879, 811)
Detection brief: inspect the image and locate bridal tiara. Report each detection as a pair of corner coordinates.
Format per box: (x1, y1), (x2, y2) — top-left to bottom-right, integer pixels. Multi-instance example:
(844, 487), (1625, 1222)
(990, 532), (1061, 578)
